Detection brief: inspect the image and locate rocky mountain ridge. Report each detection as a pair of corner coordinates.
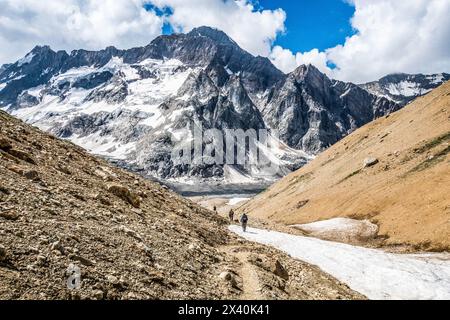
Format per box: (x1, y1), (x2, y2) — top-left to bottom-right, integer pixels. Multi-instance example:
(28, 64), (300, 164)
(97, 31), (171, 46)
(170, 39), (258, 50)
(0, 26), (446, 186)
(360, 72), (450, 105)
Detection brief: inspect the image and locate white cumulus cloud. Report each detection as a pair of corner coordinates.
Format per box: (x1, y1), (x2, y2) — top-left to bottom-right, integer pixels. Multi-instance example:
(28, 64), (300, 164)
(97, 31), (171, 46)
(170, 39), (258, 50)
(269, 46), (297, 74)
(0, 0), (164, 64)
(270, 46), (331, 76)
(270, 0), (450, 83)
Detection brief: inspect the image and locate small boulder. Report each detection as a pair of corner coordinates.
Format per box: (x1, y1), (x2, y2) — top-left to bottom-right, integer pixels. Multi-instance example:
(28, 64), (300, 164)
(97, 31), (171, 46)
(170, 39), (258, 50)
(0, 210), (19, 221)
(272, 260), (289, 280)
(24, 170), (40, 181)
(146, 270), (165, 283)
(50, 241), (65, 254)
(0, 186), (10, 194)
(0, 137), (12, 151)
(92, 289), (104, 300)
(131, 208), (143, 216)
(188, 243), (199, 251)
(7, 165), (25, 175)
(70, 254), (95, 266)
(36, 255), (47, 264)
(219, 271), (237, 287)
(219, 271), (232, 281)
(296, 200), (309, 209)
(363, 157), (379, 168)
(107, 184), (141, 208)
(118, 225), (142, 241)
(0, 245), (8, 262)
(56, 164), (71, 175)
(107, 275), (120, 285)
(94, 193), (111, 206)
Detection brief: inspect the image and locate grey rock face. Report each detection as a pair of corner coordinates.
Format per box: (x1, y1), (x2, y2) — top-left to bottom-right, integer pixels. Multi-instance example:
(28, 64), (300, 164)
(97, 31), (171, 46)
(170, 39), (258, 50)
(261, 65), (400, 154)
(0, 64), (11, 74)
(127, 70), (270, 181)
(72, 71), (114, 90)
(0, 46), (69, 106)
(16, 91), (40, 108)
(53, 109), (152, 143)
(85, 75), (129, 104)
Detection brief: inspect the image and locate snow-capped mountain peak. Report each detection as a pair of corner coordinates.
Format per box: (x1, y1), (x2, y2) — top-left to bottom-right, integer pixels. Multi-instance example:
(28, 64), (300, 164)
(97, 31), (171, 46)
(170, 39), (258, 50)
(0, 27), (447, 191)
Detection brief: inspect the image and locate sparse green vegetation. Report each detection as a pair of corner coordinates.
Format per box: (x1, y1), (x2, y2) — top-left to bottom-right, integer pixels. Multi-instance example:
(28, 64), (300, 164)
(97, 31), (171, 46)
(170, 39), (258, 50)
(295, 199), (309, 209)
(413, 131), (450, 154)
(289, 172), (313, 186)
(321, 156), (337, 167)
(351, 134), (370, 148)
(401, 131), (450, 164)
(409, 145), (450, 173)
(337, 169), (362, 184)
(268, 191), (280, 199)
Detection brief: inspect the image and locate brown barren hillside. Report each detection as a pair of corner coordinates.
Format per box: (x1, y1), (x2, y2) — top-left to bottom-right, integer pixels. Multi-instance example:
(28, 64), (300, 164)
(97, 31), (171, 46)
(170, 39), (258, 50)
(241, 81), (450, 251)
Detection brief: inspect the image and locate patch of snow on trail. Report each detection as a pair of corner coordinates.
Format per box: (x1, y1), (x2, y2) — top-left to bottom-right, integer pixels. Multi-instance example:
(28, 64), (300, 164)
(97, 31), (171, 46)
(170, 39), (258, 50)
(227, 197), (251, 206)
(292, 218), (363, 232)
(291, 217), (378, 240)
(229, 225), (450, 300)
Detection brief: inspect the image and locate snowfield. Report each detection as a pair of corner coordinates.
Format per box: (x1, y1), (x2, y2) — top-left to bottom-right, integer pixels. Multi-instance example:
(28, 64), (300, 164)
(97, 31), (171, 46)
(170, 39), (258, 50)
(227, 197), (251, 206)
(386, 81), (432, 97)
(229, 225), (450, 300)
(290, 217), (379, 241)
(291, 217), (375, 233)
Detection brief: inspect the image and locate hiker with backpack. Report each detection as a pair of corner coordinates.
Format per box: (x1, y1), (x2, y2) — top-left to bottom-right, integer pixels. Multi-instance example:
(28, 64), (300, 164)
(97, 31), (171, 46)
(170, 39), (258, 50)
(240, 213), (248, 232)
(228, 209), (235, 223)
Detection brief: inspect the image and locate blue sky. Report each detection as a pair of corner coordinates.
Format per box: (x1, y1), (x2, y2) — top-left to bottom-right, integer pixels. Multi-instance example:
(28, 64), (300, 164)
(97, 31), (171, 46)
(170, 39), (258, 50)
(256, 0), (356, 53)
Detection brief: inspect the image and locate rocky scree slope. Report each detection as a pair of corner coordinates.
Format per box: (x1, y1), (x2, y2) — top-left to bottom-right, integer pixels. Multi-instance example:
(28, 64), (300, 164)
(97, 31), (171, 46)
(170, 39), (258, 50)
(0, 110), (363, 299)
(240, 81), (450, 251)
(0, 110), (231, 299)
